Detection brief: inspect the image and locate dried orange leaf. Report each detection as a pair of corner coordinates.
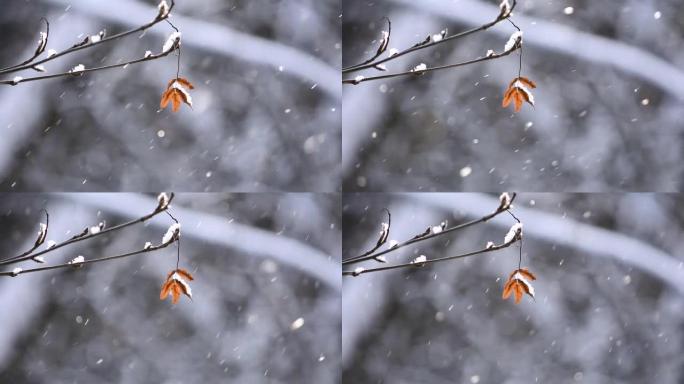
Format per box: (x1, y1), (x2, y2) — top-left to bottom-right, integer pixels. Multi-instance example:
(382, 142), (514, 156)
(502, 87), (516, 108)
(503, 268), (537, 304)
(517, 76), (536, 89)
(175, 268), (194, 281)
(502, 77), (536, 113)
(160, 269), (194, 304)
(517, 268), (536, 281)
(502, 279), (515, 299)
(513, 283), (523, 303)
(160, 78), (194, 112)
(160, 280), (172, 300)
(176, 77), (195, 90)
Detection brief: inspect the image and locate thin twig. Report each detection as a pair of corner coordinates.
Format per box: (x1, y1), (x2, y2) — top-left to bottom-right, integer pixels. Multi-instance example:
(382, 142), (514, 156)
(342, 0), (517, 75)
(165, 210), (181, 270)
(507, 19), (523, 78)
(2, 18), (50, 72)
(343, 237), (519, 276)
(343, 193), (516, 266)
(0, 50), (175, 86)
(356, 209), (391, 260)
(0, 193), (175, 266)
(0, 0), (176, 76)
(0, 237), (176, 277)
(10, 209), (49, 261)
(343, 46), (519, 85)
(345, 17), (392, 72)
(163, 19), (182, 80)
(506, 210), (522, 269)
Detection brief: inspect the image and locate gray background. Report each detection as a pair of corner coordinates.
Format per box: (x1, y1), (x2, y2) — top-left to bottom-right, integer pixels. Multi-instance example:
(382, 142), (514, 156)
(342, 193), (684, 383)
(0, 0), (340, 192)
(342, 0), (684, 192)
(0, 193), (340, 383)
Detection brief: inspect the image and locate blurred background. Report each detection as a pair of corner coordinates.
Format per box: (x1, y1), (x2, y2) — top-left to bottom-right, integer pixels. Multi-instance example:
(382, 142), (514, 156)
(343, 193), (684, 383)
(0, 193), (340, 383)
(0, 0), (340, 192)
(343, 0), (684, 192)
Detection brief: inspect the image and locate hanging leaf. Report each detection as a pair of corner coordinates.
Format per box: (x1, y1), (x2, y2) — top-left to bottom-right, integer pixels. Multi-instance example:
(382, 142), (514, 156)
(502, 76), (536, 112)
(160, 77), (194, 112)
(160, 268), (194, 304)
(502, 268), (536, 304)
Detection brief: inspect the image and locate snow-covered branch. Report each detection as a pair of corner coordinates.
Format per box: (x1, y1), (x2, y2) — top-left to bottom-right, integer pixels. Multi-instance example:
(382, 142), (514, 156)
(0, 193), (178, 274)
(0, 0), (178, 86)
(343, 193), (522, 276)
(343, 0), (520, 84)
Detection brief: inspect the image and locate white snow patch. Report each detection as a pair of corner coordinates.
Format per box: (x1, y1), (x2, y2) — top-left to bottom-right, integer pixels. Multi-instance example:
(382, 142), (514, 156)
(290, 317), (305, 331)
(504, 223), (523, 244)
(513, 272), (535, 297)
(171, 81), (193, 107)
(69, 64), (85, 74)
(411, 255), (427, 265)
(69, 255), (85, 265)
(504, 31), (523, 52)
(411, 63), (427, 73)
(162, 223), (181, 244)
(171, 272), (192, 298)
(157, 192), (170, 209)
(158, 0), (170, 18)
(499, 192), (512, 209)
(162, 31), (181, 53)
(499, 0), (511, 17)
(513, 80), (535, 106)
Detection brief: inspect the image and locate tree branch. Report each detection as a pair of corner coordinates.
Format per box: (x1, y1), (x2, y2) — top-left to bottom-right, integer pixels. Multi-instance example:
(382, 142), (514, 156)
(343, 45), (519, 85)
(0, 0), (175, 77)
(342, 0), (517, 77)
(9, 209), (49, 263)
(343, 193), (517, 266)
(0, 0), (181, 88)
(0, 193), (175, 267)
(0, 238), (176, 277)
(343, 235), (519, 276)
(1, 18), (50, 72)
(0, 48), (176, 86)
